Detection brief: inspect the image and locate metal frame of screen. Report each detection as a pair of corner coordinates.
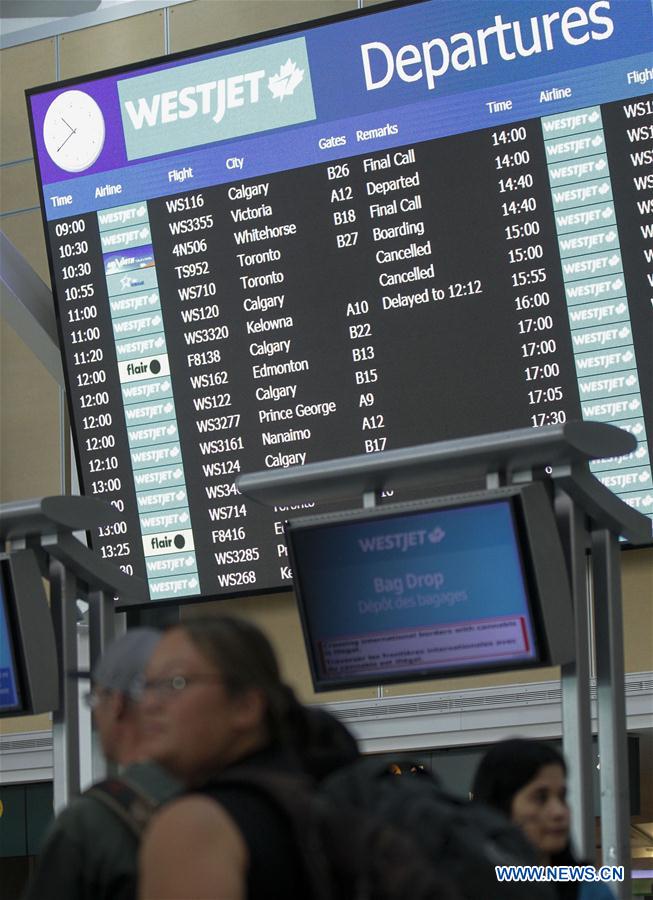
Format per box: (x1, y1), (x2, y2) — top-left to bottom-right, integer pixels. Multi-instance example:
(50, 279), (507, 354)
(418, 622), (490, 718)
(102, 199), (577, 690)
(0, 551), (60, 717)
(286, 483), (573, 691)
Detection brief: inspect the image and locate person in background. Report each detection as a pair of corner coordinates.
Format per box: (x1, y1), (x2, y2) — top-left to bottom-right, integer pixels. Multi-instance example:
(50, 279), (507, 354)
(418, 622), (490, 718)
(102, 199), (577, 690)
(25, 628), (179, 900)
(471, 738), (615, 900)
(137, 615), (360, 900)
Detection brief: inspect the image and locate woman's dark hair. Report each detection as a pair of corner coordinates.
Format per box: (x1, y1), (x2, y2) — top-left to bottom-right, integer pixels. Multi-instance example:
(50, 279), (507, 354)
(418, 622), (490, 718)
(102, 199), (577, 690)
(472, 739), (581, 900)
(177, 615), (359, 779)
(471, 738), (566, 817)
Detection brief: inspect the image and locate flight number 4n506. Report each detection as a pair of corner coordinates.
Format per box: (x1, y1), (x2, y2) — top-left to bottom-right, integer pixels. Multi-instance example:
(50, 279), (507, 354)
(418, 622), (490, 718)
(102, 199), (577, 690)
(172, 238), (207, 257)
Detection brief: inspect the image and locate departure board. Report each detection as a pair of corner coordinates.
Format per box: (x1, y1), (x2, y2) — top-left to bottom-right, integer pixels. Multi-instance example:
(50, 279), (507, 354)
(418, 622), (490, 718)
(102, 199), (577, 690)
(27, 0), (653, 607)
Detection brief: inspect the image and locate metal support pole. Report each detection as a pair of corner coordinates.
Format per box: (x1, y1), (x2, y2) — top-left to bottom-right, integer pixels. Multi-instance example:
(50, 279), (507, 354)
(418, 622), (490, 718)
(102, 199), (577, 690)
(49, 559), (80, 811)
(591, 528), (630, 898)
(555, 491), (595, 862)
(362, 490), (376, 509)
(361, 489), (383, 698)
(87, 589), (116, 782)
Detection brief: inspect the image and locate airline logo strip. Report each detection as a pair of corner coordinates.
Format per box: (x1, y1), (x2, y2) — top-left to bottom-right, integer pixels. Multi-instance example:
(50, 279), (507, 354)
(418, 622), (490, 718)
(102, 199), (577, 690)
(117, 37), (315, 161)
(543, 107), (652, 513)
(98, 200), (200, 598)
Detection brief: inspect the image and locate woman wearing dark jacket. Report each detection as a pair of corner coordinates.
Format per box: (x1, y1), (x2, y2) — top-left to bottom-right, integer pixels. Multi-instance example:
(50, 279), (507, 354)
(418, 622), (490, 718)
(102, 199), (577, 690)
(472, 739), (615, 900)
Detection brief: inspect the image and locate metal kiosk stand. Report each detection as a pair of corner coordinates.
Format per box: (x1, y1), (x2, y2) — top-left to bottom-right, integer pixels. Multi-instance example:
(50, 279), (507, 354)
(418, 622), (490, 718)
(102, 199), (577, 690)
(0, 495), (148, 810)
(237, 421), (651, 899)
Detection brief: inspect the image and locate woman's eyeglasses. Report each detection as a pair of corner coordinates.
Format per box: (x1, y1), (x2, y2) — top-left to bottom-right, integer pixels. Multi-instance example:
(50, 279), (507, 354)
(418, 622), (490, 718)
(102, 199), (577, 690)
(131, 674), (223, 701)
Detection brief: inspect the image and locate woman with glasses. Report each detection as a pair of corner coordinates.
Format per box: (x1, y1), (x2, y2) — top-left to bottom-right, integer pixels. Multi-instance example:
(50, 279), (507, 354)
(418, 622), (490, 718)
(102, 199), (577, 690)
(137, 615), (360, 900)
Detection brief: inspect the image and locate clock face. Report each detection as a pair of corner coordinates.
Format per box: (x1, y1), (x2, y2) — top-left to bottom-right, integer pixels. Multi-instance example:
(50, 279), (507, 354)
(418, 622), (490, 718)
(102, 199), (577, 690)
(43, 90), (105, 173)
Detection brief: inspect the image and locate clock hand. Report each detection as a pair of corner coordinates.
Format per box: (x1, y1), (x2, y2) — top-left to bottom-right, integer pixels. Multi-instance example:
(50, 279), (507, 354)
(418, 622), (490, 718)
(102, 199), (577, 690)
(57, 128), (77, 152)
(61, 117), (74, 132)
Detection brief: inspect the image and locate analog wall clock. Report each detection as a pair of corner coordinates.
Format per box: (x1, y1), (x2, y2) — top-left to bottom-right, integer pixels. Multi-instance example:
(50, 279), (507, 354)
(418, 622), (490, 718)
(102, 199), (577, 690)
(43, 89), (105, 173)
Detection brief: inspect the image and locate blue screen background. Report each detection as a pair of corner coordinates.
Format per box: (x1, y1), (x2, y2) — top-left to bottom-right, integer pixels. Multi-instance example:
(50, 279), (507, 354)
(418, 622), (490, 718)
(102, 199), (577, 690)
(292, 499), (539, 679)
(0, 571), (21, 713)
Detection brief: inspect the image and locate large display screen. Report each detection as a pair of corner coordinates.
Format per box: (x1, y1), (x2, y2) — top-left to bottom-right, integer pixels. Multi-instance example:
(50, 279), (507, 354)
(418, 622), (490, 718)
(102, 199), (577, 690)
(27, 0), (653, 606)
(0, 562), (23, 715)
(286, 493), (546, 689)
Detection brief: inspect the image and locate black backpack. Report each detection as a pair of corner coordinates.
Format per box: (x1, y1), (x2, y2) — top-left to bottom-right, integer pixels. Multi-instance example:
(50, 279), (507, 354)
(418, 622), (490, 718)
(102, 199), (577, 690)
(321, 757), (556, 900)
(217, 765), (457, 900)
(217, 758), (555, 900)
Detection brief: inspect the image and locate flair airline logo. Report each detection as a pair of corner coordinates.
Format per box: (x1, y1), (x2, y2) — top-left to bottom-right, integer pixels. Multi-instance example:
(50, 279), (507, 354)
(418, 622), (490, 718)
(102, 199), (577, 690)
(118, 38), (315, 161)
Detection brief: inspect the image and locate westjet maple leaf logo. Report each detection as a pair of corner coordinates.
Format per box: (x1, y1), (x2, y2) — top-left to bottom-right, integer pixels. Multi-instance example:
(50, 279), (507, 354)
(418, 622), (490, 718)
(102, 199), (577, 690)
(268, 59), (304, 100)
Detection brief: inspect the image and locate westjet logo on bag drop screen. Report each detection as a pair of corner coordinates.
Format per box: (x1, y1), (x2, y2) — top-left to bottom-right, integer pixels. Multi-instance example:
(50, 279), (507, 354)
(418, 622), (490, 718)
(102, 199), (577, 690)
(118, 38), (314, 160)
(358, 527), (446, 553)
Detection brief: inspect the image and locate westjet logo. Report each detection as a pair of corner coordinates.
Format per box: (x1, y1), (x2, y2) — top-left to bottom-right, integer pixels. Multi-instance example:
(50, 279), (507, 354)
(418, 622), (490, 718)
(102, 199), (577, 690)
(123, 58), (305, 130)
(118, 37), (314, 161)
(268, 59), (304, 101)
(358, 527), (445, 553)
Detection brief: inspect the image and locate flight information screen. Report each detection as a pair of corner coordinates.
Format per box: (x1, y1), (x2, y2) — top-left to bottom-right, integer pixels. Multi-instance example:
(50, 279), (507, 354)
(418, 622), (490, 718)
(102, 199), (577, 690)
(0, 563), (22, 715)
(27, 0), (653, 606)
(287, 497), (542, 690)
